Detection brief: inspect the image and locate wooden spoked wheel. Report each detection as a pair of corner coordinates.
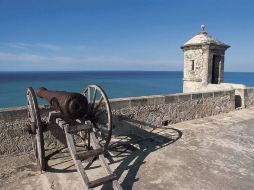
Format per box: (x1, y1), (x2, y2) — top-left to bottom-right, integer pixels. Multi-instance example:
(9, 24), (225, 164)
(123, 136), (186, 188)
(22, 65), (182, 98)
(83, 84), (112, 150)
(27, 87), (46, 172)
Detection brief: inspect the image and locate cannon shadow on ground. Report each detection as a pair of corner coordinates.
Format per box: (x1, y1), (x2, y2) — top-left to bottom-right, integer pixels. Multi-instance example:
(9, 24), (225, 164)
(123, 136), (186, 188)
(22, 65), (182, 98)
(43, 115), (182, 189)
(102, 115), (182, 190)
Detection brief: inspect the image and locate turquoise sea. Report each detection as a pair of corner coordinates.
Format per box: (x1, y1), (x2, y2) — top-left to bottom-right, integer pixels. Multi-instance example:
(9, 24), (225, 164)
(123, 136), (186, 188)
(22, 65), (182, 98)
(0, 71), (254, 108)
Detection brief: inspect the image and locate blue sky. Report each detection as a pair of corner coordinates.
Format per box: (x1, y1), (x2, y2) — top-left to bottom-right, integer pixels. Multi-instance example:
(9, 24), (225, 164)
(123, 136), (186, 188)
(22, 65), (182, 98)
(0, 0), (253, 71)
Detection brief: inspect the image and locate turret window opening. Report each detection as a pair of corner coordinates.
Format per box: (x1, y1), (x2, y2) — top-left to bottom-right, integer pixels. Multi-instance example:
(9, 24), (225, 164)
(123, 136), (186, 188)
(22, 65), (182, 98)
(191, 60), (195, 71)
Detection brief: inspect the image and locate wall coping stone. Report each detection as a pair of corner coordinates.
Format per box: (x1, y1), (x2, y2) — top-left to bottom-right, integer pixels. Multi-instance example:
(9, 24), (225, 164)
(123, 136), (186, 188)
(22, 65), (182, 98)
(0, 90), (235, 113)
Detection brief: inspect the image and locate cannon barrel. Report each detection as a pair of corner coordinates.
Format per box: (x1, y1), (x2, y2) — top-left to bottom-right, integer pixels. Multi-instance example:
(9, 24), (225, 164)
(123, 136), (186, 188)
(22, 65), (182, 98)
(36, 87), (88, 119)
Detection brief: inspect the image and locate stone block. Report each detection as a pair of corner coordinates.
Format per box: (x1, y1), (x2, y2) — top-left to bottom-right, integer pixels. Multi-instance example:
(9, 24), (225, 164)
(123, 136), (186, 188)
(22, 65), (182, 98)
(130, 98), (148, 107)
(165, 95), (178, 104)
(191, 93), (202, 100)
(246, 88), (254, 97)
(110, 98), (130, 109)
(214, 91), (224, 97)
(178, 94), (191, 102)
(223, 90), (234, 100)
(244, 89), (249, 99)
(147, 96), (165, 105)
(202, 92), (213, 99)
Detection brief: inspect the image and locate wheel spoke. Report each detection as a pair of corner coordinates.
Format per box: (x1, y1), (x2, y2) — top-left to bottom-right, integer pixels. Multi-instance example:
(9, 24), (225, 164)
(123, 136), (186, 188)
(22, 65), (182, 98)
(83, 84), (112, 149)
(27, 87), (46, 171)
(95, 109), (107, 117)
(89, 88), (97, 114)
(93, 96), (103, 115)
(92, 88), (97, 104)
(87, 87), (91, 103)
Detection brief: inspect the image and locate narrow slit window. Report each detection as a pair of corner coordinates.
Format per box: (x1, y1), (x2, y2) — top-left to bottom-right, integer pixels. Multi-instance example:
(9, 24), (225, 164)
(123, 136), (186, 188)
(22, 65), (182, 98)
(191, 60), (195, 70)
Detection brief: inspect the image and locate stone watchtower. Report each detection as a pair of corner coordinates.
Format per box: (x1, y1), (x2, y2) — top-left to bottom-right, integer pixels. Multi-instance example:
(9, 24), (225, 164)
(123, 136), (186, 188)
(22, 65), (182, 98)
(181, 25), (230, 93)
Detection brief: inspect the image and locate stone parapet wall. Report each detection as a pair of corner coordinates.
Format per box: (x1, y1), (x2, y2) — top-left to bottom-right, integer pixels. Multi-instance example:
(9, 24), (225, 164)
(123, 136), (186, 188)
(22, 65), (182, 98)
(111, 90), (235, 133)
(0, 105), (65, 155)
(0, 90), (235, 156)
(244, 88), (254, 107)
(232, 87), (254, 108)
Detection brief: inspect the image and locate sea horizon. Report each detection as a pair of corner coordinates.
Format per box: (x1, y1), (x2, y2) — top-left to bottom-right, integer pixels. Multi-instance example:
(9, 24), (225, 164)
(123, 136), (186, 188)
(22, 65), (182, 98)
(1, 71), (254, 109)
(1, 70), (254, 73)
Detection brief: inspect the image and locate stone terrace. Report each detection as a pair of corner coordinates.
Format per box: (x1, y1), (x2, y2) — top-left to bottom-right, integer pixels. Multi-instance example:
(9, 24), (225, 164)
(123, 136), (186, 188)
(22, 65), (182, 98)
(1, 107), (254, 190)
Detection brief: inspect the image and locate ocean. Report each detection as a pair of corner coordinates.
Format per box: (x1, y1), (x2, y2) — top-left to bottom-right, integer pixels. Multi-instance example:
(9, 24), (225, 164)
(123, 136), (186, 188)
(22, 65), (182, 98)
(0, 71), (253, 108)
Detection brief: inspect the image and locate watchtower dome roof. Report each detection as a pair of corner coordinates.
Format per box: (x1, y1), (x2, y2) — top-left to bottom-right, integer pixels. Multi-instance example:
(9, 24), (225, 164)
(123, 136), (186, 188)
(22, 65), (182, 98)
(181, 25), (230, 49)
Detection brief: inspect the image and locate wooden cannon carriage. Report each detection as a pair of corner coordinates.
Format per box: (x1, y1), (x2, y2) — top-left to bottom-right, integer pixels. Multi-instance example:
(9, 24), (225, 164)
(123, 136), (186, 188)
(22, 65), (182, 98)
(26, 84), (122, 190)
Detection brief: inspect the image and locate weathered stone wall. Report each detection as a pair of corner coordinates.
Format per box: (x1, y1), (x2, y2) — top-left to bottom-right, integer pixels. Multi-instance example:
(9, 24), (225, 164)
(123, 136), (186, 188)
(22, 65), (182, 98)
(0, 90), (235, 156)
(244, 88), (254, 107)
(111, 90), (235, 133)
(0, 106), (65, 155)
(183, 48), (205, 82)
(231, 87), (254, 108)
(182, 43), (228, 93)
(183, 46), (208, 93)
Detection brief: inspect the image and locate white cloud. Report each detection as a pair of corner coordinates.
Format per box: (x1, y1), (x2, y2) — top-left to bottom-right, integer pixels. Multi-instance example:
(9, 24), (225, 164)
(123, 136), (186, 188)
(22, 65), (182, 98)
(0, 52), (45, 62)
(0, 52), (137, 65)
(1, 42), (62, 51)
(35, 43), (62, 51)
(6, 43), (30, 49)
(0, 52), (177, 71)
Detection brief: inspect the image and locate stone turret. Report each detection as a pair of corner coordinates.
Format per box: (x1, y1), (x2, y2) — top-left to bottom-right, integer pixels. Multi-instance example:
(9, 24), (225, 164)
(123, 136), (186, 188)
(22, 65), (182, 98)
(181, 25), (230, 93)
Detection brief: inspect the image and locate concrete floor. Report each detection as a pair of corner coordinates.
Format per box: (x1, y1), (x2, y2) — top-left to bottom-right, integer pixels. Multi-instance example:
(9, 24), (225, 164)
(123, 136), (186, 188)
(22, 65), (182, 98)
(1, 108), (254, 190)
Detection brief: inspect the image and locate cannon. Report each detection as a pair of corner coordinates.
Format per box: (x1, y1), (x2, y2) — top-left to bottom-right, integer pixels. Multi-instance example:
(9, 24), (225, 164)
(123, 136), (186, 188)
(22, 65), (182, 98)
(26, 84), (122, 190)
(36, 87), (88, 119)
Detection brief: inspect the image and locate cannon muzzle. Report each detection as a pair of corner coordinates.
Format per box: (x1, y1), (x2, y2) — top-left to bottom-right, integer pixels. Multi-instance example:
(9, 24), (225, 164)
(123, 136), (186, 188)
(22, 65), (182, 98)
(36, 87), (88, 119)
